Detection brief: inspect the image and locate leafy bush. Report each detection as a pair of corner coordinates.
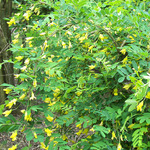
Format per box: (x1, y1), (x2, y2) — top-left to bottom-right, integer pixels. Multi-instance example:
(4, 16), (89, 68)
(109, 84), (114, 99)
(0, 0), (150, 149)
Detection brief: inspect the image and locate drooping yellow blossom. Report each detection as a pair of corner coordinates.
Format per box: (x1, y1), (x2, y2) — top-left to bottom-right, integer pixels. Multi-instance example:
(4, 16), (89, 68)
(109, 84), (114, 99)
(24, 58), (30, 65)
(53, 88), (60, 97)
(76, 91), (82, 96)
(120, 49), (126, 55)
(62, 41), (67, 48)
(113, 88), (118, 96)
(33, 132), (37, 139)
(45, 98), (51, 103)
(137, 101), (144, 111)
(90, 128), (95, 132)
(89, 65), (96, 70)
(122, 56), (128, 64)
(6, 99), (17, 109)
(19, 93), (26, 100)
(14, 74), (20, 78)
(23, 10), (32, 21)
(76, 130), (83, 136)
(117, 143), (122, 150)
(146, 91), (150, 99)
(8, 145), (17, 150)
(20, 109), (25, 114)
(30, 92), (36, 100)
(40, 142), (49, 150)
(44, 128), (53, 136)
(25, 37), (34, 42)
(3, 88), (12, 94)
(7, 17), (16, 26)
(24, 111), (32, 121)
(48, 102), (56, 106)
(10, 130), (17, 141)
(12, 39), (19, 44)
(34, 8), (40, 15)
(21, 66), (27, 72)
(15, 56), (24, 61)
(14, 33), (19, 39)
(33, 79), (37, 88)
(68, 41), (72, 49)
(46, 115), (53, 122)
(76, 123), (82, 129)
(29, 41), (33, 47)
(128, 124), (134, 129)
(2, 109), (12, 117)
(88, 45), (94, 52)
(111, 131), (117, 140)
(123, 83), (132, 90)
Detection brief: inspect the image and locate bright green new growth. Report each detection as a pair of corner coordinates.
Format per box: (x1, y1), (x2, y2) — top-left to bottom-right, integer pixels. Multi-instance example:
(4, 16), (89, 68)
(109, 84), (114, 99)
(0, 0), (150, 149)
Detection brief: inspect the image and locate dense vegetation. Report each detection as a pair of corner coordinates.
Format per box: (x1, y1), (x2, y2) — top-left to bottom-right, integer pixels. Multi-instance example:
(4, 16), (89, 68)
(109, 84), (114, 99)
(0, 0), (150, 149)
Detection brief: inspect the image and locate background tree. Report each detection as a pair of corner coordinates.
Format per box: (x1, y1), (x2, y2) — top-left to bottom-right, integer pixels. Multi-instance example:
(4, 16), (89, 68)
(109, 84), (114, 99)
(0, 0), (14, 103)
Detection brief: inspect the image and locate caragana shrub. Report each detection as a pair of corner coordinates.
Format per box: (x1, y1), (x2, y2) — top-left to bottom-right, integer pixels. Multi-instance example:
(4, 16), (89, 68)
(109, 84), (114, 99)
(0, 0), (150, 149)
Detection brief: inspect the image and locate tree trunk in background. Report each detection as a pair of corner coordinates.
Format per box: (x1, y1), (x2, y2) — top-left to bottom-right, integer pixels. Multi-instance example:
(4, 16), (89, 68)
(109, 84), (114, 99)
(0, 0), (14, 104)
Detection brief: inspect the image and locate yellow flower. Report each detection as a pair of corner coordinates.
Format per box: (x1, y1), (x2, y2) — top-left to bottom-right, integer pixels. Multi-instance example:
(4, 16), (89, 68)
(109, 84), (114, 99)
(45, 98), (51, 103)
(46, 115), (53, 122)
(15, 56), (24, 61)
(123, 83), (132, 90)
(89, 65), (95, 70)
(90, 128), (95, 132)
(40, 142), (49, 150)
(68, 41), (72, 49)
(3, 109), (12, 117)
(3, 88), (12, 94)
(44, 128), (53, 136)
(122, 56), (128, 64)
(111, 131), (117, 140)
(99, 34), (105, 41)
(88, 45), (94, 52)
(19, 93), (26, 100)
(62, 134), (67, 140)
(23, 10), (32, 21)
(33, 132), (37, 139)
(12, 39), (18, 45)
(33, 79), (37, 88)
(14, 33), (19, 39)
(128, 124), (134, 129)
(76, 91), (82, 96)
(7, 17), (16, 26)
(117, 143), (122, 150)
(21, 66), (27, 72)
(30, 92), (36, 100)
(24, 58), (30, 65)
(113, 88), (118, 96)
(24, 111), (32, 121)
(76, 130), (82, 136)
(48, 102), (56, 106)
(76, 123), (82, 129)
(25, 37), (34, 42)
(120, 49), (126, 55)
(10, 130), (17, 141)
(146, 91), (150, 99)
(6, 99), (17, 109)
(20, 109), (25, 114)
(8, 145), (17, 150)
(137, 101), (144, 111)
(14, 74), (20, 78)
(62, 41), (67, 48)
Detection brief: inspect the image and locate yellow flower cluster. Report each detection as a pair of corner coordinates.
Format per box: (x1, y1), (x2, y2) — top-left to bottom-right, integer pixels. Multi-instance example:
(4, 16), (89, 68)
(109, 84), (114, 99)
(10, 130), (17, 141)
(7, 17), (16, 26)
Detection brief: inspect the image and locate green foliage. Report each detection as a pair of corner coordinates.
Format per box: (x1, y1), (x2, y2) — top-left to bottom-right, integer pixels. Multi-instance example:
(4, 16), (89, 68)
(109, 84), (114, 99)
(0, 0), (150, 149)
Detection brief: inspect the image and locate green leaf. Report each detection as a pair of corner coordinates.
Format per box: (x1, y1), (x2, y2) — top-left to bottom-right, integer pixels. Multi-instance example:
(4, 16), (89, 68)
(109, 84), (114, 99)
(118, 76), (125, 83)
